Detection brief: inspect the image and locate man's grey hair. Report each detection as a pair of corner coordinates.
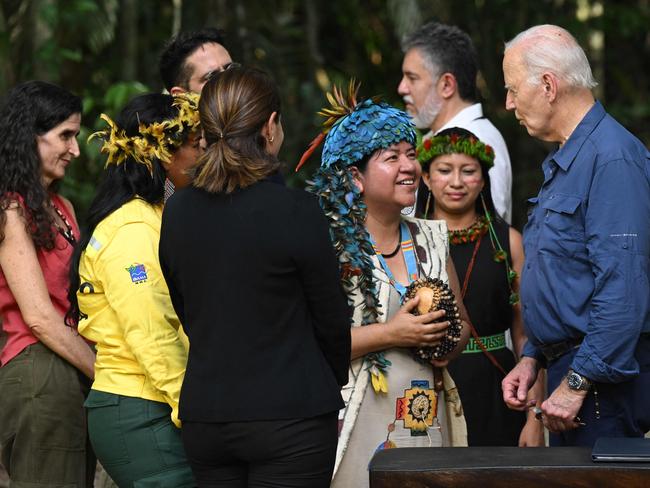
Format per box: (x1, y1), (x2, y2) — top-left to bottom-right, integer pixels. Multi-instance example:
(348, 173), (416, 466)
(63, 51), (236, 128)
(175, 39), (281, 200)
(401, 22), (478, 102)
(505, 24), (597, 89)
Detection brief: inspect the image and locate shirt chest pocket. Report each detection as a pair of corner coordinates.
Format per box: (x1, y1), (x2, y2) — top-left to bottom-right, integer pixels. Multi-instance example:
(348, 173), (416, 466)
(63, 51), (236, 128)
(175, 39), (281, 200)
(541, 194), (582, 233)
(539, 194), (586, 256)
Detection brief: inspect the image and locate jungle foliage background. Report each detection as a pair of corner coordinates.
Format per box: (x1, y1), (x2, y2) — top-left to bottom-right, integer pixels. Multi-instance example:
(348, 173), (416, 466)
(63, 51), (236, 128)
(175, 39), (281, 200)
(1, 0), (649, 230)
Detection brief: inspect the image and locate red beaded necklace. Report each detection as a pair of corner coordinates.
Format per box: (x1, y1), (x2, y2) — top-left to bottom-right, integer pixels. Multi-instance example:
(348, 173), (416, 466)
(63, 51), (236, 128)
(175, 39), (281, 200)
(448, 216), (489, 245)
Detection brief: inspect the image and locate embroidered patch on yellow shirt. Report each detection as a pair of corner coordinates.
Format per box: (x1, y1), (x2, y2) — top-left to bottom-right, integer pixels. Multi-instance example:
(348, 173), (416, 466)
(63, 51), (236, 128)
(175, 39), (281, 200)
(126, 263), (148, 284)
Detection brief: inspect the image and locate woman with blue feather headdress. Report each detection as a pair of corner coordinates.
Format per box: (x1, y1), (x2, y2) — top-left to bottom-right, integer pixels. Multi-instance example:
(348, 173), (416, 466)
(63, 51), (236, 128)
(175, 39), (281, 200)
(298, 81), (471, 487)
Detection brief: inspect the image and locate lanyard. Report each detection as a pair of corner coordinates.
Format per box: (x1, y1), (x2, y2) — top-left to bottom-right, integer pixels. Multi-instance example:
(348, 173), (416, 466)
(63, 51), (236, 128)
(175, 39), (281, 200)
(372, 221), (419, 299)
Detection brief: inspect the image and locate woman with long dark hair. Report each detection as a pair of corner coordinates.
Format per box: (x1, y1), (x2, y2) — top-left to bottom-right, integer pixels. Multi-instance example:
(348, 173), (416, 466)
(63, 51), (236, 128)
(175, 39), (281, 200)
(0, 81), (95, 486)
(67, 93), (199, 486)
(416, 127), (544, 446)
(159, 65), (351, 487)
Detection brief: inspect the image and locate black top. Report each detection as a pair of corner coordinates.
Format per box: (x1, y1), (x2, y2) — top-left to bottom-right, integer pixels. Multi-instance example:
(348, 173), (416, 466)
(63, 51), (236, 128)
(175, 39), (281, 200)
(450, 218), (513, 336)
(447, 218), (525, 446)
(159, 180), (351, 422)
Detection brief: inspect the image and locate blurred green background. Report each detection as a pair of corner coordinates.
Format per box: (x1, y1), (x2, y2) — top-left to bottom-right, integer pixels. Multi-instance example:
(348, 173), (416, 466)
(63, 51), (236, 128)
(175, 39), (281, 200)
(1, 0), (648, 230)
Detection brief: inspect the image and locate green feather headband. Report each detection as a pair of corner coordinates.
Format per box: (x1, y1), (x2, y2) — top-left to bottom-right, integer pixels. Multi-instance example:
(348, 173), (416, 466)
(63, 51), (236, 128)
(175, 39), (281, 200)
(417, 132), (495, 170)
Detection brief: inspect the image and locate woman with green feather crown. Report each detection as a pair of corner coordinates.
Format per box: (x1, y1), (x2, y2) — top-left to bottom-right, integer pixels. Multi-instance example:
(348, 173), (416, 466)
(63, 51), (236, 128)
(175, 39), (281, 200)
(298, 82), (471, 487)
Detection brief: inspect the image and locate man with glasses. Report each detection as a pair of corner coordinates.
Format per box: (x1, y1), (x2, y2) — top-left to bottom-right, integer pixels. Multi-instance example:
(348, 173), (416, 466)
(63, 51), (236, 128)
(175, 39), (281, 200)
(159, 27), (234, 95)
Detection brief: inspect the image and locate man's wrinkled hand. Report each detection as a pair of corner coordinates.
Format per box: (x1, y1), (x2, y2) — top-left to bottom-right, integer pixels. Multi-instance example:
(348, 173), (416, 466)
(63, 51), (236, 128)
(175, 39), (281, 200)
(502, 357), (539, 410)
(540, 380), (587, 432)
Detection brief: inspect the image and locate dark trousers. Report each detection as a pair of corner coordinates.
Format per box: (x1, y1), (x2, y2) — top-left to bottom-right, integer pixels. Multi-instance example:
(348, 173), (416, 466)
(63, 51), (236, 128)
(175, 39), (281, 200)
(547, 336), (650, 447)
(182, 412), (338, 488)
(0, 342), (95, 487)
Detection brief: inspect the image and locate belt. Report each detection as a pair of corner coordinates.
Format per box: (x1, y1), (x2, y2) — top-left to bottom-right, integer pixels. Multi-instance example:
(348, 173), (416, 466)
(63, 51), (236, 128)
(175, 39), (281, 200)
(462, 332), (507, 354)
(539, 337), (583, 363)
(540, 333), (650, 365)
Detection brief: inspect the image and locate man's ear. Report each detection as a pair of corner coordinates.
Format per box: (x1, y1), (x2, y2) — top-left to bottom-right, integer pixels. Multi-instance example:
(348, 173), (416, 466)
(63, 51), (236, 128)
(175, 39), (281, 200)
(349, 166), (364, 193)
(438, 73), (457, 99)
(541, 72), (559, 102)
(170, 86), (188, 96)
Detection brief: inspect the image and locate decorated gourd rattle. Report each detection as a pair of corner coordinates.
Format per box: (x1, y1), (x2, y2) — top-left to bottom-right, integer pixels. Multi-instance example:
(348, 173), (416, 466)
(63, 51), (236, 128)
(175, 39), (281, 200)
(403, 277), (463, 362)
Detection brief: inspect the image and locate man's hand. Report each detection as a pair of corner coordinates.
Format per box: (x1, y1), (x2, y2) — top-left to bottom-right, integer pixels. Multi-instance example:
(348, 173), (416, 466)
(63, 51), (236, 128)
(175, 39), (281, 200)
(540, 379), (587, 432)
(502, 356), (539, 410)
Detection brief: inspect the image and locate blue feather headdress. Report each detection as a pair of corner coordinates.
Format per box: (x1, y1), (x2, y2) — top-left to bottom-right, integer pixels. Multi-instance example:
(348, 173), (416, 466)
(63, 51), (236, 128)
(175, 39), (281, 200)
(298, 81), (416, 390)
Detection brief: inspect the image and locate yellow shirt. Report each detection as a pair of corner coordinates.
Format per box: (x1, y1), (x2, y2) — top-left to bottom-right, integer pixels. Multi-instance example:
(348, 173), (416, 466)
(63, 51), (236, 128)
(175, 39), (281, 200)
(77, 198), (188, 427)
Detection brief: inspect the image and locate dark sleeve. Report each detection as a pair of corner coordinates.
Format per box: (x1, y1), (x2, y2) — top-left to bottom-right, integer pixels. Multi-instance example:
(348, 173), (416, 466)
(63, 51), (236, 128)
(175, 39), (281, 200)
(159, 202), (186, 327)
(292, 194), (351, 386)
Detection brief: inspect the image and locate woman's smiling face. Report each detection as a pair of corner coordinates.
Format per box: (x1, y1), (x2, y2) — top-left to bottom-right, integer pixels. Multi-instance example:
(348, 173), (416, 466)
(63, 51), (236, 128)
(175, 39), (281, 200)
(37, 113), (81, 187)
(354, 140), (421, 212)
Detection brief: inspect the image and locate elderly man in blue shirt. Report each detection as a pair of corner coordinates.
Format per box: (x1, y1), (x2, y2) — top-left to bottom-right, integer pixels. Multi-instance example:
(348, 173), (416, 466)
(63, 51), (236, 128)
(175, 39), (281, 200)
(501, 24), (650, 447)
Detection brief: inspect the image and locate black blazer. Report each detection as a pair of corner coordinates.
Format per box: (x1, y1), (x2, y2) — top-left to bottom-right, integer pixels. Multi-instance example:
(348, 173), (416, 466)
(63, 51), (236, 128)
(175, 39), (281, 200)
(159, 179), (351, 422)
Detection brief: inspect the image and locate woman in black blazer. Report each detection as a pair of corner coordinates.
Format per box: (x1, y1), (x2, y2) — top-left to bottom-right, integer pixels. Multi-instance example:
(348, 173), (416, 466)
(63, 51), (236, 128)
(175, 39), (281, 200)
(159, 65), (351, 488)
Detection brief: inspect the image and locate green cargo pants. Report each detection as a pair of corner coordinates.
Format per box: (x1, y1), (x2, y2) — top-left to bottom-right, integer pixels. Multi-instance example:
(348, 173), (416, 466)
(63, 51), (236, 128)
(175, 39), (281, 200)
(85, 390), (195, 487)
(0, 342), (95, 487)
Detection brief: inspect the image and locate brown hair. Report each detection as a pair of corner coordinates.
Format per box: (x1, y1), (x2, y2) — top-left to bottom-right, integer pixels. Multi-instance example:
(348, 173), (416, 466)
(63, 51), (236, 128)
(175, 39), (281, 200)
(192, 66), (281, 193)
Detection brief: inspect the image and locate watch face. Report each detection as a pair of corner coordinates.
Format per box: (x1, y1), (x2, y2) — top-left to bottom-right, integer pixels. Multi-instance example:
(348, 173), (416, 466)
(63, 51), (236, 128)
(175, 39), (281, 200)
(567, 373), (582, 390)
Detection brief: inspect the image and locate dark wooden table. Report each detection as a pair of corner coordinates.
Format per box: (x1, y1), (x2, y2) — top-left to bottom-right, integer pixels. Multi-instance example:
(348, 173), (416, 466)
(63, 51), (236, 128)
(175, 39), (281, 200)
(369, 447), (650, 487)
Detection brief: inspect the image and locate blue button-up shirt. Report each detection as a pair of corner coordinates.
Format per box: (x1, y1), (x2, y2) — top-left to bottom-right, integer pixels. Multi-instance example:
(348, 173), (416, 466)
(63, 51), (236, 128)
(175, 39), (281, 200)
(521, 101), (650, 383)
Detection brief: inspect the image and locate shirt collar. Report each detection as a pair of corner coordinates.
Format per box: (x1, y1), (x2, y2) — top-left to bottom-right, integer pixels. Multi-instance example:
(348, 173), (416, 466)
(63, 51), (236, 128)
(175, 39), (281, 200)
(552, 100), (606, 171)
(436, 103), (483, 134)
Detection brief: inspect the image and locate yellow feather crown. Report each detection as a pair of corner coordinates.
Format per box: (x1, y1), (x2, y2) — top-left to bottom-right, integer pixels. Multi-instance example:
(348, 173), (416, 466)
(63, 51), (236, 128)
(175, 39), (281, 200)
(89, 93), (200, 173)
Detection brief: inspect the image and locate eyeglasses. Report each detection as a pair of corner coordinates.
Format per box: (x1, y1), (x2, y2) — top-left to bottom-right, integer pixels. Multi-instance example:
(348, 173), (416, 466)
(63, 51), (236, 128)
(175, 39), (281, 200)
(204, 62), (242, 83)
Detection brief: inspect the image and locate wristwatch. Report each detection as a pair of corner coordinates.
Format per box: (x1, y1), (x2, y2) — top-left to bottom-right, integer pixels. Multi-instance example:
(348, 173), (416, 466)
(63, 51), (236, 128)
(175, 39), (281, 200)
(566, 369), (592, 391)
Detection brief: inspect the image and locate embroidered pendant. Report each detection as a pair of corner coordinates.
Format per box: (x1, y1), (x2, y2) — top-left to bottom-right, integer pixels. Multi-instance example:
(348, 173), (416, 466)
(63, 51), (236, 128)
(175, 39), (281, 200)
(395, 380), (438, 437)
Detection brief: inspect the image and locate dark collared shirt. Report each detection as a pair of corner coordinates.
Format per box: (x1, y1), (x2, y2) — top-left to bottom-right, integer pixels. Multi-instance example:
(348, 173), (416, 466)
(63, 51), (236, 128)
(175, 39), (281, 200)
(521, 101), (650, 383)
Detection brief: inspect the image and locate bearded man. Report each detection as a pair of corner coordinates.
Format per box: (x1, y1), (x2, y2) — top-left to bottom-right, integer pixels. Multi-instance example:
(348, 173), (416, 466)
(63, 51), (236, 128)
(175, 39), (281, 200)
(399, 21), (512, 223)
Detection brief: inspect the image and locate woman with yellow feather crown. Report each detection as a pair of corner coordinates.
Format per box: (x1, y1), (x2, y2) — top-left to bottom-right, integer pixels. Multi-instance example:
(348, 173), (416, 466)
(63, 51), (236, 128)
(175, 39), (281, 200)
(298, 82), (471, 486)
(66, 93), (200, 487)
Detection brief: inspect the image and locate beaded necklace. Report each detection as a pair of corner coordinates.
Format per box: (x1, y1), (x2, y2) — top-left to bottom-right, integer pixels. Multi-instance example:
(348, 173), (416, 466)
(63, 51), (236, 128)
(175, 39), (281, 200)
(448, 213), (518, 305)
(448, 215), (488, 245)
(378, 225), (402, 259)
(371, 222), (419, 299)
(50, 200), (76, 245)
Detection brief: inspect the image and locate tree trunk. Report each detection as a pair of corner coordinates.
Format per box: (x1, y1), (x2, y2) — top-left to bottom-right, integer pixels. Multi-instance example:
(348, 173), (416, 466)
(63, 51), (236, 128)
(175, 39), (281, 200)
(31, 0), (53, 80)
(121, 0), (138, 81)
(388, 0), (421, 41)
(172, 0), (182, 35)
(305, 0), (323, 66)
